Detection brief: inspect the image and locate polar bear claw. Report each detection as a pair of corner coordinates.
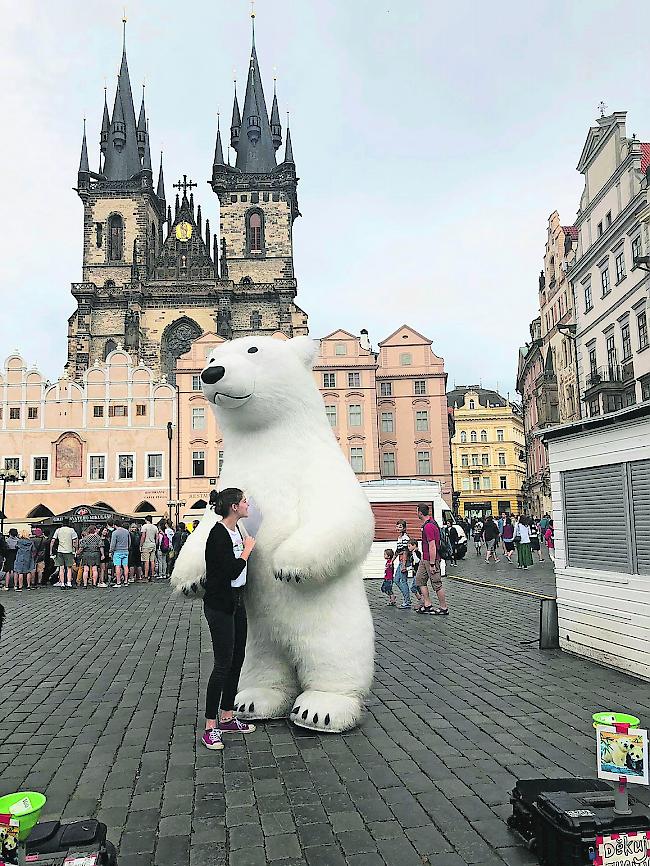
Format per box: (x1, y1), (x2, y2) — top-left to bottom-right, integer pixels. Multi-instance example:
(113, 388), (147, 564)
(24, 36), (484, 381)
(289, 690), (363, 733)
(234, 687), (295, 721)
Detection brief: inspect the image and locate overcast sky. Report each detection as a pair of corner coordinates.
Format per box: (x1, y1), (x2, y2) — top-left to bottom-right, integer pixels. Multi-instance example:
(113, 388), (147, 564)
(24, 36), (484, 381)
(1, 0), (647, 396)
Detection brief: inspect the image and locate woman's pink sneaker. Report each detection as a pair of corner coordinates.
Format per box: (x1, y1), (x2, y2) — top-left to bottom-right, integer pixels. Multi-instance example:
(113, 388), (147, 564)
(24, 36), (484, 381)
(201, 728), (224, 750)
(219, 718), (256, 734)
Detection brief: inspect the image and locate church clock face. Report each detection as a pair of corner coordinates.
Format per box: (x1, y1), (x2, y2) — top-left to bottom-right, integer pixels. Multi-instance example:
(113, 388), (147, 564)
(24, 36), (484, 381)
(175, 221), (193, 242)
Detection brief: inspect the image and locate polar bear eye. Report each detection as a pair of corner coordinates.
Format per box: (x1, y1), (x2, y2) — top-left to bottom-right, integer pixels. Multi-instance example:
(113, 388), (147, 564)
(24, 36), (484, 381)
(247, 347), (259, 354)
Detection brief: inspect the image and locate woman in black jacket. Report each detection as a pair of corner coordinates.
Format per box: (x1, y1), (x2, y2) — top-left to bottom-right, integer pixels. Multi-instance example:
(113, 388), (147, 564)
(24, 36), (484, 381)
(201, 488), (256, 751)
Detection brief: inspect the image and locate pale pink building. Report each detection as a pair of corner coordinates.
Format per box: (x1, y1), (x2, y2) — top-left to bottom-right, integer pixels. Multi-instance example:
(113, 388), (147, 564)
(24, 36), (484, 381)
(0, 349), (175, 524)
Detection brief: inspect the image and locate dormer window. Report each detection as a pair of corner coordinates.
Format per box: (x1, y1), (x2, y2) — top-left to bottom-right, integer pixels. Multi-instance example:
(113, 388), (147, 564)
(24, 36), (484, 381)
(469, 399), (475, 410)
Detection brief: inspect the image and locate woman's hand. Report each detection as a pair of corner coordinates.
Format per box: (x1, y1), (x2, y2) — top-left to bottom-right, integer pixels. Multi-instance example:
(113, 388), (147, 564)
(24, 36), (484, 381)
(242, 536), (256, 559)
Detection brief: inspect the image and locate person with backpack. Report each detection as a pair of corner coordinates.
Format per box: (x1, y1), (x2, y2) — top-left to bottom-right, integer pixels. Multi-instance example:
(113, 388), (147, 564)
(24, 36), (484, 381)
(414, 504), (449, 616)
(529, 519), (544, 562)
(156, 520), (171, 579)
(472, 519), (484, 556)
(483, 516), (500, 563)
(140, 515), (158, 581)
(32, 528), (48, 587)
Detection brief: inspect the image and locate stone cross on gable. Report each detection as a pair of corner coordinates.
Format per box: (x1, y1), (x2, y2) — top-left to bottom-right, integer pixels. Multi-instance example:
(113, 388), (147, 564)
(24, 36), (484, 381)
(172, 175), (197, 197)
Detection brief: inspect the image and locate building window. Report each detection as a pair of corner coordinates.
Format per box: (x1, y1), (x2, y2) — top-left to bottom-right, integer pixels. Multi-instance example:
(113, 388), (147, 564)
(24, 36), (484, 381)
(472, 477), (480, 492)
(482, 476), (491, 490)
(192, 374), (202, 391)
(597, 221), (603, 237)
(136, 404), (146, 416)
(461, 454), (469, 467)
(584, 283), (593, 312)
(615, 251), (626, 282)
(33, 457), (49, 481)
(118, 454), (134, 480)
(499, 475), (507, 490)
(146, 453), (163, 479)
(606, 211), (612, 228)
(623, 388), (636, 408)
(589, 347), (597, 377)
(567, 384), (575, 416)
(323, 372), (336, 389)
(460, 431), (467, 443)
(28, 407), (38, 420)
(192, 407), (206, 430)
(470, 430), (477, 443)
(108, 405), (128, 417)
(348, 404), (362, 426)
(93, 405), (104, 418)
(89, 455), (105, 480)
(348, 372), (360, 388)
(382, 452), (396, 476)
(96, 223), (103, 248)
(482, 453), (489, 466)
(641, 377), (650, 401)
(250, 310), (262, 329)
(325, 405), (337, 427)
(415, 410), (429, 431)
(4, 457), (20, 472)
(480, 430), (487, 442)
(601, 267), (610, 296)
(379, 382), (392, 397)
(107, 214), (123, 261)
(469, 399), (475, 409)
(498, 452), (506, 466)
(218, 450), (224, 474)
(350, 447), (364, 472)
(606, 334), (617, 372)
(381, 412), (394, 433)
(399, 353), (412, 366)
(632, 235), (642, 264)
(462, 479), (471, 491)
(417, 451), (431, 474)
(192, 450), (205, 476)
(471, 453), (479, 466)
(247, 210), (264, 254)
(604, 393), (624, 413)
(497, 429), (504, 442)
(622, 323), (632, 361)
(638, 311), (648, 350)
(414, 380), (426, 396)
(335, 344), (347, 356)
(9, 407), (20, 420)
(104, 339), (117, 360)
(589, 397), (600, 417)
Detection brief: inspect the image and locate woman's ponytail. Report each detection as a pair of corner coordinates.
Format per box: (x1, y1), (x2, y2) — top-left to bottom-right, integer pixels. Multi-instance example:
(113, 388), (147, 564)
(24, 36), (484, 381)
(210, 487), (244, 518)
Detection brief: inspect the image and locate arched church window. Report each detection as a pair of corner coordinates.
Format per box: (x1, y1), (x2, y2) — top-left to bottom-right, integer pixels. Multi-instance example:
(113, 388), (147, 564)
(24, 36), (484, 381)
(161, 318), (202, 386)
(151, 221), (156, 255)
(108, 214), (124, 261)
(104, 339), (117, 360)
(250, 311), (262, 330)
(241, 276), (253, 285)
(246, 210), (264, 255)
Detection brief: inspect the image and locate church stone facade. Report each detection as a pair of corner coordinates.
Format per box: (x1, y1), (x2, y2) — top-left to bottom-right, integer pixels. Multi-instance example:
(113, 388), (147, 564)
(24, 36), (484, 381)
(68, 30), (308, 385)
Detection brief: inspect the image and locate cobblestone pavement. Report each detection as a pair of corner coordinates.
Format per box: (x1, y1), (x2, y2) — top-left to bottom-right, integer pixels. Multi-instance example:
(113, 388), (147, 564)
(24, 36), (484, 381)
(1, 555), (649, 866)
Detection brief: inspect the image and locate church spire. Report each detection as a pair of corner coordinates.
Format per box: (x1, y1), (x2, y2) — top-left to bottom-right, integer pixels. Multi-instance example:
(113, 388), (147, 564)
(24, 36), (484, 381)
(213, 113), (225, 166)
(283, 118), (294, 165)
(157, 152), (166, 201)
(230, 82), (241, 150)
(235, 34), (277, 173)
(270, 81), (282, 151)
(137, 84), (147, 158)
(142, 121), (152, 173)
(78, 118), (90, 179)
(100, 87), (110, 155)
(102, 25), (142, 180)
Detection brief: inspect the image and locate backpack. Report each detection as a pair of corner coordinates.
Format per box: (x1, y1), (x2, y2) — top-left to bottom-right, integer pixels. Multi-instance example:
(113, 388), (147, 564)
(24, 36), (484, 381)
(160, 532), (170, 553)
(438, 527), (453, 561)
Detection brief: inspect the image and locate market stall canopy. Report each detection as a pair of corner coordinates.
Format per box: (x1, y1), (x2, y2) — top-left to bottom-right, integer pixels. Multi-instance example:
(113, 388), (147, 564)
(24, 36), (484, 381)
(35, 504), (142, 529)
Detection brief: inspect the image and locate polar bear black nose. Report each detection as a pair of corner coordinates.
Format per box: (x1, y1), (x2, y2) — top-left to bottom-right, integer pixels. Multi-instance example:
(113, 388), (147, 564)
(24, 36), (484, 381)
(201, 366), (225, 384)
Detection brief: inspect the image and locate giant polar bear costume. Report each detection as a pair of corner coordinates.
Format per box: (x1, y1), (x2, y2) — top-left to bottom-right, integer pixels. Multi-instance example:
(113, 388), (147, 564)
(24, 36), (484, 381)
(171, 335), (375, 733)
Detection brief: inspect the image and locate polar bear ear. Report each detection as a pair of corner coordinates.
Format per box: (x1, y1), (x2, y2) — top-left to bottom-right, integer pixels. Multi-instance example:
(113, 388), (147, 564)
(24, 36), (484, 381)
(287, 336), (320, 369)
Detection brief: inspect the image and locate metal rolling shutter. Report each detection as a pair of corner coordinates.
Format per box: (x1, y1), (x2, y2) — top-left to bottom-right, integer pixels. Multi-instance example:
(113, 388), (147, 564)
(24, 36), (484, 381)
(563, 464), (631, 572)
(630, 459), (650, 574)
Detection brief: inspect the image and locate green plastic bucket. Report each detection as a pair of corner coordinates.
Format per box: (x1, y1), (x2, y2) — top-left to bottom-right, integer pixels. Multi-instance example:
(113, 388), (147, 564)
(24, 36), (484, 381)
(592, 712), (640, 730)
(0, 791), (46, 841)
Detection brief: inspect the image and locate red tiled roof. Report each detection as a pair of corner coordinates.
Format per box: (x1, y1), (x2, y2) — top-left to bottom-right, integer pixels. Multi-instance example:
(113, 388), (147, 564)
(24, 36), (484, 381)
(640, 143), (650, 173)
(562, 225), (578, 240)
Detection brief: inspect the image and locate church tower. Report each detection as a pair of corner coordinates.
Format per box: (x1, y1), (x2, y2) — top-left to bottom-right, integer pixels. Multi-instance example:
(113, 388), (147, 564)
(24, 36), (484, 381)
(210, 16), (307, 337)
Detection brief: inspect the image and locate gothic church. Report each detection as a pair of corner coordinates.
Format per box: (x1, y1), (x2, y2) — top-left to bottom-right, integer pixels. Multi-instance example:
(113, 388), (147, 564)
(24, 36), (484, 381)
(69, 24), (308, 384)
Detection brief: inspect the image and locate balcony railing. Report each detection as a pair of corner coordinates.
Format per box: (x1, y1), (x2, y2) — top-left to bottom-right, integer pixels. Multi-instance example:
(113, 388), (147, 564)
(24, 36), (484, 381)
(586, 365), (623, 389)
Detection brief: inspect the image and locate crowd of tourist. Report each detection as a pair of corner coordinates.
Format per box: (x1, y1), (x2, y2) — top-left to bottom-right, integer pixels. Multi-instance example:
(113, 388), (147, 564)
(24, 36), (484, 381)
(0, 515), (197, 592)
(380, 509), (555, 615)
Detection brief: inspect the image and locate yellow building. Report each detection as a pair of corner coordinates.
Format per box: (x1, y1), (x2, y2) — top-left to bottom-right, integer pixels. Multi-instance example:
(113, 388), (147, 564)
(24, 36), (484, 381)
(447, 387), (525, 520)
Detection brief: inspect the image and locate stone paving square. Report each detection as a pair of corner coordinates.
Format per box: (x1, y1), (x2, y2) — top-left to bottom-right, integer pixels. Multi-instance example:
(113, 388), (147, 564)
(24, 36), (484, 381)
(1, 555), (649, 865)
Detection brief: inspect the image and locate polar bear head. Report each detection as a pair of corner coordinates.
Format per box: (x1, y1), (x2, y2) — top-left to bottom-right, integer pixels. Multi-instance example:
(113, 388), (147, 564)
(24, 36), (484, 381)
(200, 335), (321, 430)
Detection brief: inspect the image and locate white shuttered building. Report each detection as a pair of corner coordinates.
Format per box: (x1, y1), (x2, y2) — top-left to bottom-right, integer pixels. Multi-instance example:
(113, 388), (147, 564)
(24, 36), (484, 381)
(544, 403), (650, 681)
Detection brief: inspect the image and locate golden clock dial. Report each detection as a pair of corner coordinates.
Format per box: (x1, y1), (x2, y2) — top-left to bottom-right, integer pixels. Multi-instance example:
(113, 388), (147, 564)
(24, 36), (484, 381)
(175, 221), (193, 242)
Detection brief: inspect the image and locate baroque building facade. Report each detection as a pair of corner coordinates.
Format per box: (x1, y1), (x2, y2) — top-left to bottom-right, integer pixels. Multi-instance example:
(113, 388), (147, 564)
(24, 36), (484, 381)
(67, 29), (307, 385)
(447, 387), (525, 520)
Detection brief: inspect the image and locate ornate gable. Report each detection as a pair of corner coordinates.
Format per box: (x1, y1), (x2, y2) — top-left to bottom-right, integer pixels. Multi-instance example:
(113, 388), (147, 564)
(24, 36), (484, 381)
(151, 189), (216, 282)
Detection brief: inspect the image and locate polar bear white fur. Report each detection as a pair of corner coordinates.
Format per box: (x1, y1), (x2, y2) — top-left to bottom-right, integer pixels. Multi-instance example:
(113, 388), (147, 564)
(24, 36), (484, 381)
(171, 335), (375, 732)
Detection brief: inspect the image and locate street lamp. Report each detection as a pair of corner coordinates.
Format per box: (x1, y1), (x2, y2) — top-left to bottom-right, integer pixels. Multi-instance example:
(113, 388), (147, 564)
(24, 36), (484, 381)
(633, 255), (650, 273)
(166, 499), (186, 527)
(0, 468), (27, 534)
(166, 422), (173, 523)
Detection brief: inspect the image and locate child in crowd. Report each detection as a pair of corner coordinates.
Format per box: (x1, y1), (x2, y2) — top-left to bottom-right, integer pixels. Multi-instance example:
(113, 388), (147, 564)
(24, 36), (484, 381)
(407, 540), (422, 602)
(381, 548), (396, 606)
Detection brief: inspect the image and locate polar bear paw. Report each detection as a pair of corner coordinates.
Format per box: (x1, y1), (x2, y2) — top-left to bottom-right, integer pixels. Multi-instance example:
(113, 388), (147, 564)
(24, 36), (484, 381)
(234, 687), (296, 721)
(289, 690), (363, 733)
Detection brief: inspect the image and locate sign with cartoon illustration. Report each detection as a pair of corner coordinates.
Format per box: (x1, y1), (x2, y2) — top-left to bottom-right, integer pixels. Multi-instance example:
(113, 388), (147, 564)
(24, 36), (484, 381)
(595, 830), (650, 866)
(0, 812), (19, 864)
(596, 726), (649, 785)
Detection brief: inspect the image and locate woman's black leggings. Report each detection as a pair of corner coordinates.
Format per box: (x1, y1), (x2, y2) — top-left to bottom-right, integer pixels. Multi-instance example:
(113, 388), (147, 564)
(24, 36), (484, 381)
(203, 600), (247, 720)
